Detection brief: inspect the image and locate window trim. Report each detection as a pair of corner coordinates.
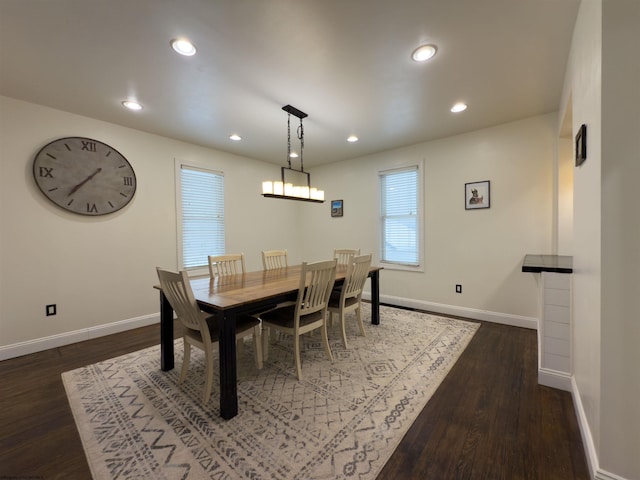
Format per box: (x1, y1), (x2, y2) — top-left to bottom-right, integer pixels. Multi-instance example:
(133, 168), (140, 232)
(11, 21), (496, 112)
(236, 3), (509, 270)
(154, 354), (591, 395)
(378, 160), (424, 272)
(175, 158), (225, 276)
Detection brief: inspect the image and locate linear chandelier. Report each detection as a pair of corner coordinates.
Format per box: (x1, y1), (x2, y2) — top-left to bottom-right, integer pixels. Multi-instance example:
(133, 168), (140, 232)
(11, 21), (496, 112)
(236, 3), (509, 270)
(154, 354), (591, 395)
(261, 105), (325, 203)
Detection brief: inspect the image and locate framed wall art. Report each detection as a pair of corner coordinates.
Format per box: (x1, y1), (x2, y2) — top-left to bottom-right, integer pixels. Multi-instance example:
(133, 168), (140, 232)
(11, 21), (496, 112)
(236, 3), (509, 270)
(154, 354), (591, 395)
(465, 181), (490, 210)
(331, 199), (344, 217)
(575, 123), (587, 166)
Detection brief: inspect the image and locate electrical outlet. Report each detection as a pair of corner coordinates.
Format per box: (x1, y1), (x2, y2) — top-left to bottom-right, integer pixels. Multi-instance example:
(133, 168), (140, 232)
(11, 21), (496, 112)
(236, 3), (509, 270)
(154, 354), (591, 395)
(46, 304), (57, 316)
(455, 284), (462, 294)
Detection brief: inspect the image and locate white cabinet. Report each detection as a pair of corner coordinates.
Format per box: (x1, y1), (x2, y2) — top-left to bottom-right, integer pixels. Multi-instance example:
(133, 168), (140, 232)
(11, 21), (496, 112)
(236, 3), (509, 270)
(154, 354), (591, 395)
(538, 272), (572, 391)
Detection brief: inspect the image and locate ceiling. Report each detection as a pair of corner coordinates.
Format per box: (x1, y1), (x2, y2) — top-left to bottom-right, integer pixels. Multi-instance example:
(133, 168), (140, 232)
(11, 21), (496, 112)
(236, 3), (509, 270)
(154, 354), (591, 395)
(0, 0), (580, 167)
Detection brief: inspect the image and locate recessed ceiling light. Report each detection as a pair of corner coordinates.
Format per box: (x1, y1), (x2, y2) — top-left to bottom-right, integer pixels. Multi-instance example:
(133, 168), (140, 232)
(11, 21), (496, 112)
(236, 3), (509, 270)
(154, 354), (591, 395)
(170, 38), (196, 56)
(451, 102), (467, 113)
(289, 152), (299, 158)
(347, 135), (359, 143)
(229, 134), (242, 141)
(411, 44), (437, 62)
(122, 100), (143, 111)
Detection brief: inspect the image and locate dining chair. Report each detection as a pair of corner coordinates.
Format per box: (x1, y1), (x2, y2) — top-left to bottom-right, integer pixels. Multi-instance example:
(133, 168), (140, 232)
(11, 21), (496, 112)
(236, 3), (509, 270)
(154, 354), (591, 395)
(208, 252), (257, 356)
(259, 259), (337, 380)
(208, 253), (246, 277)
(327, 254), (372, 349)
(262, 249), (288, 270)
(156, 267), (263, 404)
(332, 248), (360, 295)
(333, 248), (360, 266)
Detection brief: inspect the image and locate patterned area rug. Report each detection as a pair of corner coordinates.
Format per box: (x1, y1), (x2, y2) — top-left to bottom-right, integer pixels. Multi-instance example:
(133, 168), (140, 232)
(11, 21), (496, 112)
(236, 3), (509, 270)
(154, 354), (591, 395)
(63, 304), (479, 480)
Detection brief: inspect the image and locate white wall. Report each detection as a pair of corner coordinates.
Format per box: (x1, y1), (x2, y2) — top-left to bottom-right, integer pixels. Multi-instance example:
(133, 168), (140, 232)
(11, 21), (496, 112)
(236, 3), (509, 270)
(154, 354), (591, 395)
(561, 0), (602, 470)
(1, 96), (556, 355)
(0, 96), (306, 351)
(557, 136), (574, 255)
(559, 1), (603, 475)
(600, 1), (640, 478)
(301, 114), (556, 325)
(559, 1), (640, 478)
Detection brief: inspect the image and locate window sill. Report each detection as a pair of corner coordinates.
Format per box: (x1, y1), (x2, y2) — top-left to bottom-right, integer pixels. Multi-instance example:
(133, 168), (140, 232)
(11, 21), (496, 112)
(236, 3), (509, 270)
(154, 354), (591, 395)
(379, 262), (424, 273)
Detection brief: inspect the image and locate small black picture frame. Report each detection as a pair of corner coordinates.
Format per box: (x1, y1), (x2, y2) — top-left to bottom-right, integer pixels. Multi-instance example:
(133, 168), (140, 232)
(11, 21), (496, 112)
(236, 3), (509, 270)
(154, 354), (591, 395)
(465, 181), (490, 210)
(331, 199), (343, 217)
(575, 124), (587, 166)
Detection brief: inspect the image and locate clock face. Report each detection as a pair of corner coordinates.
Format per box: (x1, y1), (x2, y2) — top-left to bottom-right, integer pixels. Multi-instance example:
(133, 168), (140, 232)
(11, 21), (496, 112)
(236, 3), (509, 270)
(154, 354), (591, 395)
(33, 137), (137, 216)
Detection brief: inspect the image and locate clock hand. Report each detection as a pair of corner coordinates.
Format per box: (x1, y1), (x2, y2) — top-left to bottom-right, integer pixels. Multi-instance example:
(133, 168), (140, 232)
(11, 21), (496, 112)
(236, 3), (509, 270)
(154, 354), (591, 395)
(68, 168), (102, 196)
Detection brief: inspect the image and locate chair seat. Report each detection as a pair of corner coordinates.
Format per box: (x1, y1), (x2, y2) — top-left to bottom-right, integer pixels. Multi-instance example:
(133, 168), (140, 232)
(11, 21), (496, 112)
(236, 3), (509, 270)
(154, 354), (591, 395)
(261, 304), (324, 329)
(185, 314), (260, 344)
(328, 290), (359, 309)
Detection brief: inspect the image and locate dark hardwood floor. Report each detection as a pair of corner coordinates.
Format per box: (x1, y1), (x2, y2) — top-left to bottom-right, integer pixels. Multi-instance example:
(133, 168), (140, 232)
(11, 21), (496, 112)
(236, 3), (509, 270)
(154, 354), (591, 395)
(0, 309), (589, 480)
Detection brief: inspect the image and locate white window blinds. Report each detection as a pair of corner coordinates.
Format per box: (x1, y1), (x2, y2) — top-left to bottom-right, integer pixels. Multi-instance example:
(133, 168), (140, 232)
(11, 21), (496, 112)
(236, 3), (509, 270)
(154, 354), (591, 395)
(380, 166), (420, 266)
(179, 165), (224, 269)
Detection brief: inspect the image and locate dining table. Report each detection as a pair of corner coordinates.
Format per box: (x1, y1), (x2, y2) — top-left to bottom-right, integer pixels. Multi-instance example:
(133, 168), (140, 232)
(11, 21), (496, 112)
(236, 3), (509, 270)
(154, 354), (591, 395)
(157, 263), (382, 419)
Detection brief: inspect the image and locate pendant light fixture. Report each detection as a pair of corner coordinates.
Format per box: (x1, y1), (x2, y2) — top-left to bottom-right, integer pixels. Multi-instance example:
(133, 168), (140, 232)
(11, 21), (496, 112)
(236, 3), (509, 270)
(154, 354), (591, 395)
(261, 105), (325, 203)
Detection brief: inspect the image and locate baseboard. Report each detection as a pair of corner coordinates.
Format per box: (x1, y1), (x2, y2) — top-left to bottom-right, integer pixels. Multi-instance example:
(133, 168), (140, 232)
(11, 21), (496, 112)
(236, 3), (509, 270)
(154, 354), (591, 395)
(0, 313), (160, 361)
(595, 470), (630, 480)
(538, 367), (572, 392)
(5, 294), (533, 362)
(570, 377), (631, 480)
(363, 292), (538, 330)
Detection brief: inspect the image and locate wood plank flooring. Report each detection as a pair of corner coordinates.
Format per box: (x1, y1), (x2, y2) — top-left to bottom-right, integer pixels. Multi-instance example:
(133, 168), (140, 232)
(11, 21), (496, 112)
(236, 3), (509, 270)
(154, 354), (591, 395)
(0, 309), (589, 479)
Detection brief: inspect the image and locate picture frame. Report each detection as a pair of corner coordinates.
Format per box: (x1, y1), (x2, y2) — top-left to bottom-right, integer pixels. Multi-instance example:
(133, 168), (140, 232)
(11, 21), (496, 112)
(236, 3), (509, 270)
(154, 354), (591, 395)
(465, 181), (490, 210)
(575, 123), (587, 166)
(331, 199), (344, 217)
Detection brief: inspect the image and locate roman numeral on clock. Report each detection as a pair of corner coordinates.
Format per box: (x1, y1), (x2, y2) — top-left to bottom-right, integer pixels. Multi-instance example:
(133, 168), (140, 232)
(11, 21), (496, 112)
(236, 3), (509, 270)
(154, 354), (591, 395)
(39, 166), (54, 178)
(81, 140), (97, 152)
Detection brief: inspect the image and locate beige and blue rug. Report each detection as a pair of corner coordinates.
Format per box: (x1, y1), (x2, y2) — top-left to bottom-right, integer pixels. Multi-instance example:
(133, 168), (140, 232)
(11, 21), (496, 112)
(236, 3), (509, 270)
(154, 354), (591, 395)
(63, 304), (479, 479)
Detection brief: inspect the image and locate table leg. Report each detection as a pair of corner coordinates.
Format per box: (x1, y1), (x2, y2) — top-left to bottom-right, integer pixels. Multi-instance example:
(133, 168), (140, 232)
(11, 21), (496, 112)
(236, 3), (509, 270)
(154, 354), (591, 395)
(371, 270), (380, 325)
(160, 291), (175, 371)
(218, 311), (238, 419)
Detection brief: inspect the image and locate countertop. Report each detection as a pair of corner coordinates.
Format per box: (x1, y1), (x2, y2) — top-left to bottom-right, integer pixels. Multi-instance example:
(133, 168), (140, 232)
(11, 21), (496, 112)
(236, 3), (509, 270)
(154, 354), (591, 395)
(521, 254), (573, 274)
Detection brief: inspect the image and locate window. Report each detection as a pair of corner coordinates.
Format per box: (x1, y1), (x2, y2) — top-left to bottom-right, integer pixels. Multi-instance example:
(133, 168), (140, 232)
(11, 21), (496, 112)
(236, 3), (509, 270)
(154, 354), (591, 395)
(379, 163), (422, 269)
(176, 162), (225, 271)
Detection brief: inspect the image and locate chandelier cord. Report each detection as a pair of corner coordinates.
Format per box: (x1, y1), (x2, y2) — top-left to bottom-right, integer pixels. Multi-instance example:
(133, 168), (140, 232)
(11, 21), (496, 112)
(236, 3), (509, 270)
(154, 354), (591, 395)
(297, 119), (304, 172)
(286, 113), (292, 169)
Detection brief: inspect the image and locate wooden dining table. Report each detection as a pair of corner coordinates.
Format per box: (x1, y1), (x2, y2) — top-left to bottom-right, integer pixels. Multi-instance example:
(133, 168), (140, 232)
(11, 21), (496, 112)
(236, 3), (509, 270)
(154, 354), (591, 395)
(157, 264), (382, 419)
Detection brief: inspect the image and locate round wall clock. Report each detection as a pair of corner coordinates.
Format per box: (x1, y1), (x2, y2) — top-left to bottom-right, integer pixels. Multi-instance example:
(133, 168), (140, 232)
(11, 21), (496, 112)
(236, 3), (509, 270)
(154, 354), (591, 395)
(33, 137), (137, 216)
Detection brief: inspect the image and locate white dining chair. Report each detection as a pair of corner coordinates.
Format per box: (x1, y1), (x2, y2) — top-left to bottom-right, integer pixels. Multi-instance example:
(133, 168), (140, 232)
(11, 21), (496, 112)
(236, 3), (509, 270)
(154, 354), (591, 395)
(327, 254), (372, 348)
(208, 253), (246, 277)
(262, 249), (288, 270)
(259, 259), (337, 380)
(333, 248), (360, 266)
(156, 267), (262, 404)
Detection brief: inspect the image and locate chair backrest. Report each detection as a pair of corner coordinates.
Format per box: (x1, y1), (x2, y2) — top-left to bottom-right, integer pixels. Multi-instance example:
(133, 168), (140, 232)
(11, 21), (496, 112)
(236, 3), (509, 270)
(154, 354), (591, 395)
(262, 249), (288, 270)
(295, 259), (337, 318)
(341, 254), (372, 302)
(333, 248), (360, 266)
(208, 253), (246, 277)
(156, 267), (205, 332)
